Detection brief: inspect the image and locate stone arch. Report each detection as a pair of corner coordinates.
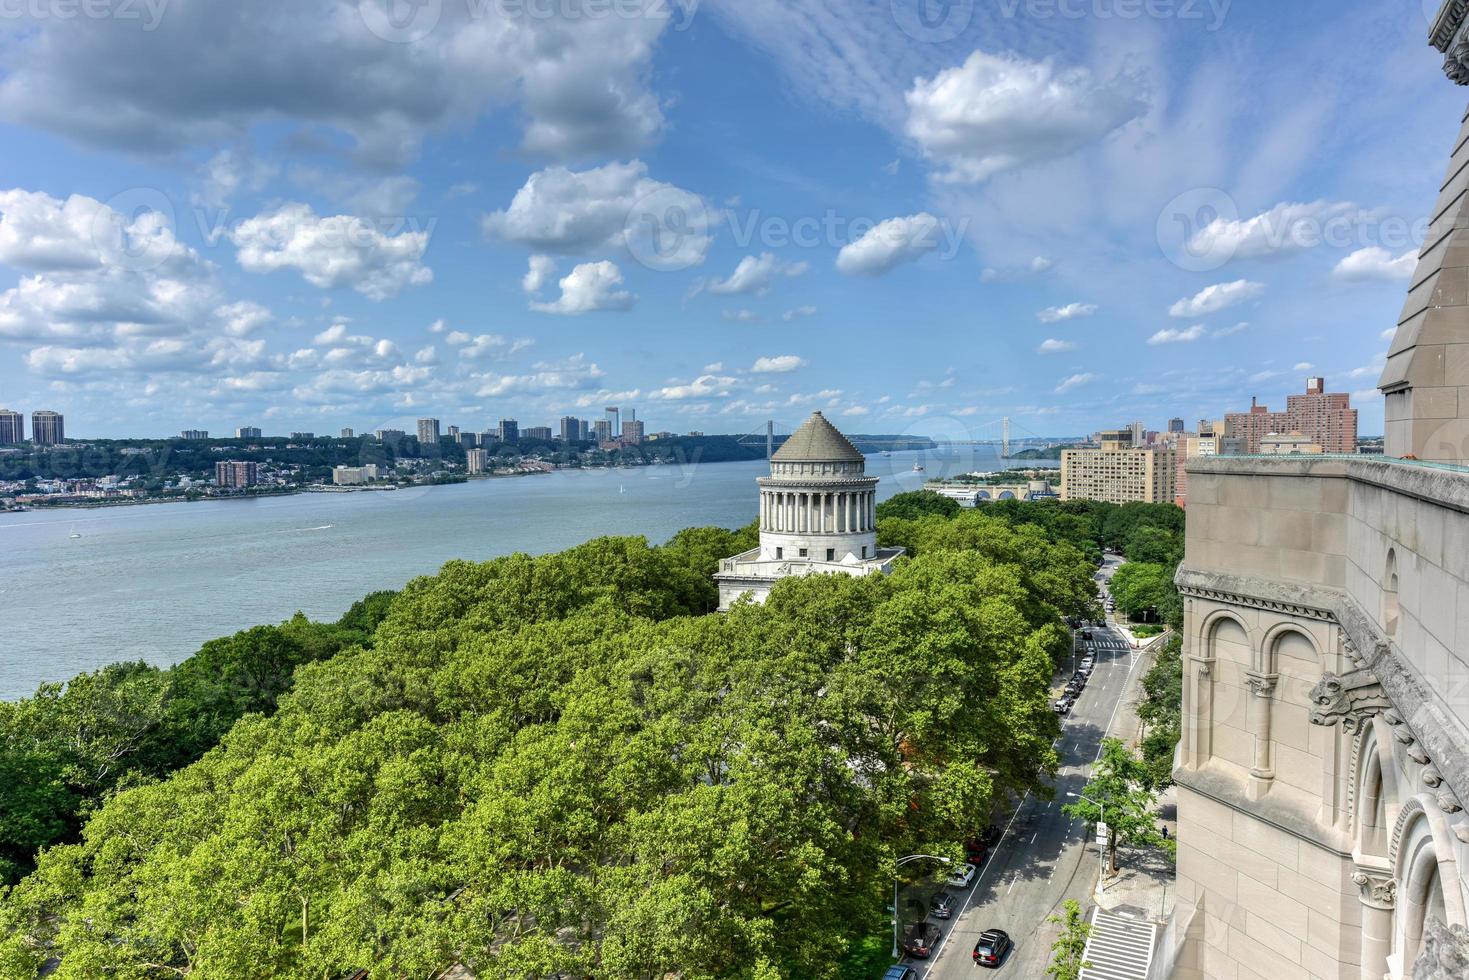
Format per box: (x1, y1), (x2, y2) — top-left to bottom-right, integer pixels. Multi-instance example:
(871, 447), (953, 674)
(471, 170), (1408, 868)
(976, 490), (991, 501)
(1384, 548), (1401, 638)
(998, 490), (1016, 500)
(1198, 609), (1252, 659)
(1354, 720), (1401, 859)
(1391, 798), (1467, 967)
(1258, 621), (1320, 676)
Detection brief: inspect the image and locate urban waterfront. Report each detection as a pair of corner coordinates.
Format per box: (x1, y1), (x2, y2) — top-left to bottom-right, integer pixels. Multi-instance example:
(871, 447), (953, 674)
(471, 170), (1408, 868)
(0, 447), (1030, 699)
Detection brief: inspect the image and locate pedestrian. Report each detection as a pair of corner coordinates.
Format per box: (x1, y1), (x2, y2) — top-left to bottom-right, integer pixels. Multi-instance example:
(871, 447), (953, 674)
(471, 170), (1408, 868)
(1161, 825), (1169, 840)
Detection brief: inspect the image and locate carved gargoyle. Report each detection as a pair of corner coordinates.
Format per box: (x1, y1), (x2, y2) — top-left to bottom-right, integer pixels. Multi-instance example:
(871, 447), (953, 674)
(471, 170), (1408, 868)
(1309, 669), (1393, 734)
(1413, 917), (1469, 979)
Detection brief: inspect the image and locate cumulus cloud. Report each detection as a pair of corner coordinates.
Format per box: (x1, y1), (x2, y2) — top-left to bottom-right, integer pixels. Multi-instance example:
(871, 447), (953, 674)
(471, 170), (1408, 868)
(836, 213), (943, 277)
(0, 0), (671, 166)
(651, 373), (740, 400)
(523, 254), (556, 294)
(1169, 280), (1264, 318)
(707, 252), (808, 295)
(1037, 302), (1097, 323)
(751, 354), (807, 374)
(483, 161), (710, 270)
(474, 354), (605, 397)
(1183, 200), (1366, 265)
(1037, 338), (1075, 353)
(445, 331), (535, 361)
(216, 301), (271, 337)
(1055, 372), (1097, 393)
(905, 50), (1145, 183)
(1148, 324), (1208, 344)
(529, 260), (636, 315)
(782, 305), (818, 321)
(228, 204), (432, 301)
(1332, 247), (1417, 282)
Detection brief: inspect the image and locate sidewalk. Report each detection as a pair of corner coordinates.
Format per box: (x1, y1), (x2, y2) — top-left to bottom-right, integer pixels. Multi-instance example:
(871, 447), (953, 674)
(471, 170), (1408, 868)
(1089, 628), (1177, 925)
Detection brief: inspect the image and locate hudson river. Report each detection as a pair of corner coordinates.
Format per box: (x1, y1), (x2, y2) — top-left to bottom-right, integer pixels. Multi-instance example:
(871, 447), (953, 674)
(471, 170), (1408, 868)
(0, 448), (1032, 699)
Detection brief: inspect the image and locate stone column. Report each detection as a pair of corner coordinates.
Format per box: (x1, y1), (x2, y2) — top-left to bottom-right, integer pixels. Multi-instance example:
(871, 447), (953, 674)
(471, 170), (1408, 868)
(1246, 670), (1278, 796)
(1352, 867), (1395, 980)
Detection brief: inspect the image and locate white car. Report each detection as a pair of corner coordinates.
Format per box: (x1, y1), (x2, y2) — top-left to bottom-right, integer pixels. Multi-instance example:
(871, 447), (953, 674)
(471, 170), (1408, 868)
(946, 862), (977, 889)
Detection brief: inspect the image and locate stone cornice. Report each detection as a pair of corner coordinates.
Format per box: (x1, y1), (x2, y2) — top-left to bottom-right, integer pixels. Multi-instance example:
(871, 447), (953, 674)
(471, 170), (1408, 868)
(1185, 455), (1469, 516)
(1431, 0), (1469, 52)
(1175, 566), (1336, 622)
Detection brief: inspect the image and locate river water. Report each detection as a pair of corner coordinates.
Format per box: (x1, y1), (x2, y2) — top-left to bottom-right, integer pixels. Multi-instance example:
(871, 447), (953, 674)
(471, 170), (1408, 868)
(0, 448), (1034, 699)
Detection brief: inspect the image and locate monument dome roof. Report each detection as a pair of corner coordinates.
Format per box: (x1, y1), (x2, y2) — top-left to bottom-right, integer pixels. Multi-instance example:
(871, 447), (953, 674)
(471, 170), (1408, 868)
(771, 411), (865, 463)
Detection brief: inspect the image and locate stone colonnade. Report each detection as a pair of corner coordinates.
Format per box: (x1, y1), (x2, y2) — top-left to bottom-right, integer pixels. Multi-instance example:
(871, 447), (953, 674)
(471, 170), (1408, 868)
(760, 488), (876, 534)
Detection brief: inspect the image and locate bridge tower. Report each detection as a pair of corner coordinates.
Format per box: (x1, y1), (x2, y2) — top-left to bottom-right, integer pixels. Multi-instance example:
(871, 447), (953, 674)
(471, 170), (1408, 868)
(1002, 416), (1010, 458)
(766, 420), (774, 460)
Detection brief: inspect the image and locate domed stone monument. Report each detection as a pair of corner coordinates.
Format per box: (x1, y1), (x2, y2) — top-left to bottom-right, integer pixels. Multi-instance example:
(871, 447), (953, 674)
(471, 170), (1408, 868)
(714, 411), (904, 611)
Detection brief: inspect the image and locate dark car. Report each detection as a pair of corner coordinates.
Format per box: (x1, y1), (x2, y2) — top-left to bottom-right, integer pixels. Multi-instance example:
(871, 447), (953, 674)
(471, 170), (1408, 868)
(881, 967), (917, 980)
(929, 891), (955, 919)
(900, 922), (942, 959)
(972, 928), (1013, 967)
(964, 837), (989, 865)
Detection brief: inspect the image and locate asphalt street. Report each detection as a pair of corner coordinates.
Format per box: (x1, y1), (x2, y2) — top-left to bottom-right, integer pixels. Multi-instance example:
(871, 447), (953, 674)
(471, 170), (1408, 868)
(906, 555), (1145, 977)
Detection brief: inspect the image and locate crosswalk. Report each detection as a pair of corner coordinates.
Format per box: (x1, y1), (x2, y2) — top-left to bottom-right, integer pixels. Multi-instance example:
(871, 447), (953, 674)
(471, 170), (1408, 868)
(1078, 907), (1157, 980)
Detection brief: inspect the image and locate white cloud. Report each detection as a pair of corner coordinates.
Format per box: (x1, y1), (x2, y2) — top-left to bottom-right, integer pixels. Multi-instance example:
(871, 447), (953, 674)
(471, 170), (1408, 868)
(529, 260), (636, 315)
(1169, 280), (1264, 318)
(722, 309), (764, 323)
(981, 256), (1052, 282)
(703, 362), (724, 373)
(449, 333), (535, 361)
(782, 305), (818, 321)
(1332, 247), (1417, 282)
(1037, 302), (1097, 323)
(1055, 372), (1097, 394)
(1294, 361), (1314, 371)
(1184, 200), (1365, 265)
(1380, 327), (1397, 342)
(751, 354), (807, 374)
(707, 252), (807, 295)
(228, 204), (432, 301)
(1038, 338), (1076, 354)
(835, 213), (943, 277)
(474, 354), (605, 397)
(0, 0), (671, 166)
(483, 161), (710, 271)
(651, 373), (740, 400)
(1212, 322), (1249, 339)
(523, 254), (556, 294)
(904, 50), (1145, 183)
(1147, 324), (1208, 345)
(216, 301), (271, 337)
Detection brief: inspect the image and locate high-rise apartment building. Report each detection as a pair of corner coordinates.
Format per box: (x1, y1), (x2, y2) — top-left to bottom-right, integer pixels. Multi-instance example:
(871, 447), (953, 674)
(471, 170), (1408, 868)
(456, 431), (479, 447)
(447, 425), (459, 439)
(498, 419), (519, 444)
(1225, 377), (1357, 453)
(466, 448), (488, 474)
(577, 419), (591, 441)
(621, 420), (644, 445)
(376, 429), (405, 447)
(605, 407), (619, 434)
(1169, 417), (1186, 433)
(523, 426), (552, 441)
(236, 426), (262, 439)
(30, 410), (63, 446)
(417, 419), (441, 444)
(289, 432), (314, 441)
(215, 461), (259, 488)
(1061, 439), (1176, 504)
(560, 416), (580, 442)
(181, 430), (209, 440)
(340, 428), (354, 439)
(0, 409), (23, 444)
(594, 419), (612, 443)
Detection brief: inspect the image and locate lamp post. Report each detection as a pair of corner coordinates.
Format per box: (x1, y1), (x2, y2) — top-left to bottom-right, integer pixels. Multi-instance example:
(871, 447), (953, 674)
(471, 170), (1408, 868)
(1067, 792), (1106, 895)
(892, 854), (952, 959)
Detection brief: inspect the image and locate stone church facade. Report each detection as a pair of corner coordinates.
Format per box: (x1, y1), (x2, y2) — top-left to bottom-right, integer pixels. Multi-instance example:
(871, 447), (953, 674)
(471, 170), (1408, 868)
(1165, 5), (1469, 977)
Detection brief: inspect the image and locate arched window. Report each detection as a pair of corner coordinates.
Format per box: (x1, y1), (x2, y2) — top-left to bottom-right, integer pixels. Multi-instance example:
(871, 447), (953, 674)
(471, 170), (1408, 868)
(1384, 549), (1400, 638)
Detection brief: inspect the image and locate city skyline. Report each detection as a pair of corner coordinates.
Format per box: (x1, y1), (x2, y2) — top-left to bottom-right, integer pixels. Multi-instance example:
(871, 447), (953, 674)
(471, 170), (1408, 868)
(0, 3), (1450, 440)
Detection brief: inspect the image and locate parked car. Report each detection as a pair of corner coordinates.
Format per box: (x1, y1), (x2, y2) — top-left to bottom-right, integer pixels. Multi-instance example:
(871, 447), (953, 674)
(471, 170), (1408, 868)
(900, 922), (942, 959)
(1053, 697), (1072, 714)
(945, 862), (977, 889)
(929, 891), (955, 919)
(882, 967), (917, 980)
(972, 928), (1013, 968)
(964, 837), (989, 865)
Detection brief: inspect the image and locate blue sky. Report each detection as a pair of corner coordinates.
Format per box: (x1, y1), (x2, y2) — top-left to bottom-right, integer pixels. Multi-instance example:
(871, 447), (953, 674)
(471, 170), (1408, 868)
(0, 0), (1459, 439)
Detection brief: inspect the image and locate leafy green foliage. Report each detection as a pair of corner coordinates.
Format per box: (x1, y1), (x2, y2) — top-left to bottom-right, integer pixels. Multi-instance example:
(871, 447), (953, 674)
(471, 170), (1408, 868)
(1046, 899), (1092, 980)
(874, 489), (961, 522)
(1062, 739), (1166, 874)
(0, 519), (1080, 978)
(1108, 562), (1181, 627)
(1137, 635), (1183, 788)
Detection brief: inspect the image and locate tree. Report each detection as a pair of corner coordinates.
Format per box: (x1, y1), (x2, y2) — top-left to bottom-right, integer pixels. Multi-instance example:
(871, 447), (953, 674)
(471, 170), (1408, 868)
(1108, 562), (1178, 623)
(1137, 635), (1184, 788)
(1062, 738), (1164, 874)
(1046, 899), (1092, 979)
(875, 489), (961, 522)
(1123, 525), (1182, 566)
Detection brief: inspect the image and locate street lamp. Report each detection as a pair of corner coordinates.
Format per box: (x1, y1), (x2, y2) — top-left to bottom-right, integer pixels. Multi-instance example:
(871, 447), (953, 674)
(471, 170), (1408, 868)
(892, 854), (952, 959)
(1067, 792), (1106, 895)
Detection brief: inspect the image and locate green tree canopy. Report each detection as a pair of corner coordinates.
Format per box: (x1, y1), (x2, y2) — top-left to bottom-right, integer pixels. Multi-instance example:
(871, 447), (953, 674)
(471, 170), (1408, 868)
(874, 489), (961, 522)
(1062, 738), (1165, 875)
